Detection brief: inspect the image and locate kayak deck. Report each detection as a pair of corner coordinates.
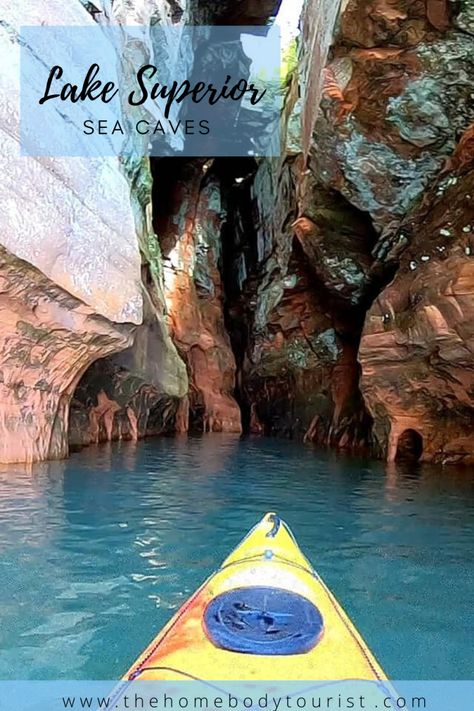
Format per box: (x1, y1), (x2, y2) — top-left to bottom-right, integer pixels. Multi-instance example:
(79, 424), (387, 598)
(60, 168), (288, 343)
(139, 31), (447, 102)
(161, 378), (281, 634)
(124, 513), (386, 681)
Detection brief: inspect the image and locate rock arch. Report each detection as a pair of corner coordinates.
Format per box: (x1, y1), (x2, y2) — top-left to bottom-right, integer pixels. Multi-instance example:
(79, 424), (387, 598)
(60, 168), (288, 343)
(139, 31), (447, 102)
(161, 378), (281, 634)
(0, 245), (135, 463)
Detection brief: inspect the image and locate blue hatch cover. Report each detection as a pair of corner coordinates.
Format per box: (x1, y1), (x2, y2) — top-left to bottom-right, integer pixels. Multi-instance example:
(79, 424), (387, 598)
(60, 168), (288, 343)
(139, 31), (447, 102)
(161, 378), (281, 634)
(203, 586), (324, 655)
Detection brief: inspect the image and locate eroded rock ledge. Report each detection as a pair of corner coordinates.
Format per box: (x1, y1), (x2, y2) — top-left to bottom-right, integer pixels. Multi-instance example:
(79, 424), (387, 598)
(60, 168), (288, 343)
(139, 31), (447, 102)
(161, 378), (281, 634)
(0, 245), (134, 463)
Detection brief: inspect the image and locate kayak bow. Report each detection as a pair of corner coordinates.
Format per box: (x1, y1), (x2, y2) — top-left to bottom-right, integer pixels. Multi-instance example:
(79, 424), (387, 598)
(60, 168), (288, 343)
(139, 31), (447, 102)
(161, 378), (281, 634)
(125, 513), (386, 681)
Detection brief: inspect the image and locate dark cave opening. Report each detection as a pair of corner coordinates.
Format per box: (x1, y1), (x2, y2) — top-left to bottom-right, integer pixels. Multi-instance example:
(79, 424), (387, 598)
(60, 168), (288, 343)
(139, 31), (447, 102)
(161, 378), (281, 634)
(151, 156), (206, 256)
(214, 156), (260, 434)
(190, 0), (283, 26)
(395, 429), (424, 463)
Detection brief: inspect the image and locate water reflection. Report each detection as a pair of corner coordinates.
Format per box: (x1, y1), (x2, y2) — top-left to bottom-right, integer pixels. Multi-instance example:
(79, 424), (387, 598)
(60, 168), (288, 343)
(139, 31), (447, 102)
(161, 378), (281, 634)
(384, 458), (474, 501)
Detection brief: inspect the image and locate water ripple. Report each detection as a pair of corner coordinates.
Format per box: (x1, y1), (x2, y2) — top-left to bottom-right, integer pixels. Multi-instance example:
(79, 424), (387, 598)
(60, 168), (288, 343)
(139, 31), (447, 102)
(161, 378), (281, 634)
(0, 436), (472, 679)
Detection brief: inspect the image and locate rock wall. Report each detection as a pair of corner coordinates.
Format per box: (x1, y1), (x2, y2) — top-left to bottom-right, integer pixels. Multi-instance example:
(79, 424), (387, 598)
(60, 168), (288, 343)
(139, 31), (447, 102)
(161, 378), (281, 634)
(222, 155), (373, 451)
(299, 0), (474, 461)
(216, 0), (474, 462)
(0, 0), (187, 462)
(312, 0), (474, 239)
(68, 289), (188, 448)
(2, 0), (473, 464)
(360, 129), (474, 464)
(218, 0), (374, 453)
(0, 246), (134, 463)
(153, 159), (241, 433)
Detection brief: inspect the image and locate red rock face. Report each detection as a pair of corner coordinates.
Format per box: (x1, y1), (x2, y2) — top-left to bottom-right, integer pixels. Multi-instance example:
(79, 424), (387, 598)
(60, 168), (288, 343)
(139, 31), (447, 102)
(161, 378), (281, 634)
(153, 160), (241, 434)
(297, 0), (474, 462)
(243, 248), (371, 451)
(210, 0), (391, 454)
(220, 149), (373, 452)
(360, 140), (474, 464)
(68, 270), (188, 450)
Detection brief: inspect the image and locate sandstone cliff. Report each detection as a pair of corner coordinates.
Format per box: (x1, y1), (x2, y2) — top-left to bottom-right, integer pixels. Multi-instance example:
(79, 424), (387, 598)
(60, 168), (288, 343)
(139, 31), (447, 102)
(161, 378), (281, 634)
(1, 0), (473, 465)
(0, 1), (187, 462)
(219, 0), (474, 462)
(311, 0), (474, 462)
(360, 129), (474, 464)
(206, 0), (474, 462)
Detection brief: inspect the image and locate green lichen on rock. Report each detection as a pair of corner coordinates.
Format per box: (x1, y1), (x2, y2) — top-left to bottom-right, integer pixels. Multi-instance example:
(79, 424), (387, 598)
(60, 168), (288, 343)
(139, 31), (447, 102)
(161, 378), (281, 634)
(452, 0), (474, 34)
(121, 153), (162, 280)
(388, 37), (474, 152)
(17, 321), (52, 343)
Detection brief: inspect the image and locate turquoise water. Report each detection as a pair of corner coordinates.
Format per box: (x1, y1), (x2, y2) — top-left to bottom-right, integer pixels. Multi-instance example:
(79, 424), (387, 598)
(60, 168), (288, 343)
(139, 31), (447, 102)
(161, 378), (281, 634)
(0, 436), (473, 680)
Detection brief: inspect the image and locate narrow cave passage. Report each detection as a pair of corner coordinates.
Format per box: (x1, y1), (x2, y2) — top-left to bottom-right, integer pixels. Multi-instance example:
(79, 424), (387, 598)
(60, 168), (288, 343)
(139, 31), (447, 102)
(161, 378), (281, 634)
(214, 157), (260, 435)
(149, 148), (397, 449)
(68, 146), (401, 455)
(150, 155), (260, 435)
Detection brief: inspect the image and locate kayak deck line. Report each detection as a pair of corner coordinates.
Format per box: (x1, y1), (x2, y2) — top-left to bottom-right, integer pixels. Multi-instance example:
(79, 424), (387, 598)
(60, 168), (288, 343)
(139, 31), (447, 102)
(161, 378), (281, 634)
(124, 513), (387, 681)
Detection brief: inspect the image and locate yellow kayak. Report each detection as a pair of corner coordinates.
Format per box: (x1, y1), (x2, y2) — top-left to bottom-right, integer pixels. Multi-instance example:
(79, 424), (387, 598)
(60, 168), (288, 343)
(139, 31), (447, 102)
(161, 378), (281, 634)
(124, 513), (386, 681)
